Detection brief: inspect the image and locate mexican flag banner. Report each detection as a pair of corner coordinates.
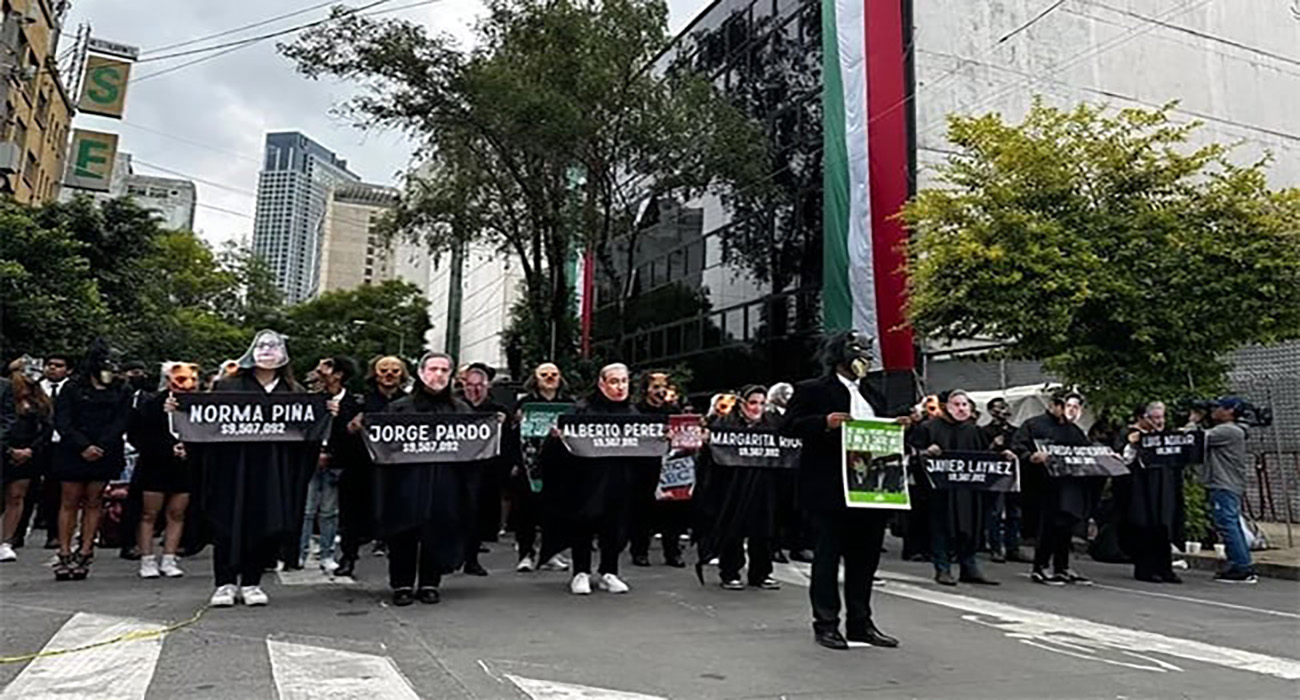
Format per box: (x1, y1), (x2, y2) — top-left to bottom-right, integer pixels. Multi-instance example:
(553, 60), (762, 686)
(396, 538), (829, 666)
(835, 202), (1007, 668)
(821, 0), (914, 371)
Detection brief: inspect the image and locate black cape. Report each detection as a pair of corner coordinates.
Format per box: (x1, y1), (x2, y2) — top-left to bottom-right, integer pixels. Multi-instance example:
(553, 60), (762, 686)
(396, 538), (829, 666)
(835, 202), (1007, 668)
(339, 386), (403, 545)
(695, 411), (779, 580)
(197, 372), (320, 572)
(1012, 412), (1095, 521)
(910, 417), (990, 540)
(128, 391), (193, 494)
(1116, 430), (1184, 533)
(373, 383), (471, 574)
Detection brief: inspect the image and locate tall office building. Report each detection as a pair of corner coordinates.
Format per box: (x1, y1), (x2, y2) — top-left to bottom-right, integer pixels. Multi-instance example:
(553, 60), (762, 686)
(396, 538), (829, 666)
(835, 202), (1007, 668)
(318, 181), (429, 294)
(253, 132), (359, 303)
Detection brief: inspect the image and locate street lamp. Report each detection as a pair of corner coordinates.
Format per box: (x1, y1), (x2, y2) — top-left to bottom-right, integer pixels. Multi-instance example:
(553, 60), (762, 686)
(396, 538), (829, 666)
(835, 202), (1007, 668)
(353, 319), (405, 358)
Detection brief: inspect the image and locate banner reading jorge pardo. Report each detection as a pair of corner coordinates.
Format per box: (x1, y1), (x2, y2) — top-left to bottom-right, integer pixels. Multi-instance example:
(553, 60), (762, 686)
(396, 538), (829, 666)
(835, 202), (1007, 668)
(363, 413), (502, 465)
(557, 414), (670, 459)
(172, 392), (331, 443)
(842, 419), (910, 510)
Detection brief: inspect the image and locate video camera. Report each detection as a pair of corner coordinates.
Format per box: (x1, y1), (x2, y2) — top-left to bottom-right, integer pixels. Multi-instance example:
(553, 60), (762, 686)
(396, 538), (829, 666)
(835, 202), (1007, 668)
(1182, 398), (1273, 428)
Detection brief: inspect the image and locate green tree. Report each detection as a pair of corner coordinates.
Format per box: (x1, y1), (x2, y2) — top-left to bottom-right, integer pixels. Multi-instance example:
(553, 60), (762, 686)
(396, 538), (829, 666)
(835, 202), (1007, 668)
(279, 0), (766, 369)
(281, 280), (432, 377)
(902, 101), (1300, 410)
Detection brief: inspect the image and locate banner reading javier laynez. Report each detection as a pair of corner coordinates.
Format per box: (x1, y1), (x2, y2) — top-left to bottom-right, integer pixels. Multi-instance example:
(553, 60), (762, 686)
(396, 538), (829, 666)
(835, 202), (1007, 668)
(924, 451), (1019, 492)
(557, 414), (669, 459)
(172, 392), (331, 443)
(362, 413), (501, 465)
(708, 427), (802, 469)
(841, 419), (909, 509)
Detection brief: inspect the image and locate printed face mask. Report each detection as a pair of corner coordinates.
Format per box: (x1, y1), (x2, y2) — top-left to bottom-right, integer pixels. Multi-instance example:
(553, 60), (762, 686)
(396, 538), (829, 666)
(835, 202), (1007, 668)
(714, 394), (737, 416)
(946, 394), (972, 422)
(240, 330), (289, 370)
(374, 357), (405, 388)
(167, 363), (200, 393)
(645, 373), (670, 405)
(845, 332), (874, 379)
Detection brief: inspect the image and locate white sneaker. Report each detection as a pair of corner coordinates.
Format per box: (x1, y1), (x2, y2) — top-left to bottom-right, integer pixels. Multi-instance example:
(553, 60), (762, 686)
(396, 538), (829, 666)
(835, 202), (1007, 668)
(570, 573), (592, 595)
(320, 557), (339, 574)
(159, 554), (184, 578)
(241, 585), (269, 606)
(0, 542), (16, 562)
(209, 584), (239, 607)
(598, 573), (630, 594)
(516, 556), (536, 573)
(541, 554), (569, 572)
(139, 555), (160, 579)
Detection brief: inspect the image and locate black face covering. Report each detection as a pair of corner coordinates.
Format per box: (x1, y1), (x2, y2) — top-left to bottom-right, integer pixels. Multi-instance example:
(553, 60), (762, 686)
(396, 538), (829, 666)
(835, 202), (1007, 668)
(128, 375), (152, 391)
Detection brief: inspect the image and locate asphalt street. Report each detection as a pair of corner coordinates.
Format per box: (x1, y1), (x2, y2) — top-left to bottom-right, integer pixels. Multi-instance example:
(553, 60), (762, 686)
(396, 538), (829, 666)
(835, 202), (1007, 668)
(2, 535), (1298, 700)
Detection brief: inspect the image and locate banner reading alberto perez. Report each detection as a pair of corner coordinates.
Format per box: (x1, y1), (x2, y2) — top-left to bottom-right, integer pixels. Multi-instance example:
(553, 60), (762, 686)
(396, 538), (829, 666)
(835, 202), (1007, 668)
(557, 414), (669, 459)
(173, 392), (331, 443)
(363, 413), (502, 465)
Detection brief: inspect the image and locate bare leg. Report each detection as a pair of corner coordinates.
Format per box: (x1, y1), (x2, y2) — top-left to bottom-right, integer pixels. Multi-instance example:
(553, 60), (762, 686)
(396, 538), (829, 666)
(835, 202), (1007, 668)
(138, 492), (164, 557)
(78, 481), (106, 556)
(2, 480), (31, 542)
(162, 494), (189, 555)
(58, 482), (84, 555)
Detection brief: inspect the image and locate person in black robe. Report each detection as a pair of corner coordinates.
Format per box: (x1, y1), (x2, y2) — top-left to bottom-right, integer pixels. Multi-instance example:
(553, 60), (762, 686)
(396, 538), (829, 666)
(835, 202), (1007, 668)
(981, 397), (1027, 563)
(335, 355), (408, 578)
(781, 330), (900, 651)
(697, 384), (781, 590)
(188, 330), (327, 607)
(129, 362), (200, 579)
(376, 352), (473, 606)
(901, 397), (941, 562)
(459, 363), (509, 576)
(1012, 392), (1095, 586)
(538, 363), (641, 596)
(510, 362), (571, 573)
(911, 389), (1001, 586)
(629, 371), (688, 568)
(1117, 400), (1184, 583)
(51, 340), (132, 581)
(1, 360), (53, 564)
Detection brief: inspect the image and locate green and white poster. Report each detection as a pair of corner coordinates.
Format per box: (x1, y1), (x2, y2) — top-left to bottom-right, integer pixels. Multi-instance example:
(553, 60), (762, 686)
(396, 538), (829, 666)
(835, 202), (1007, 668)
(841, 419), (909, 510)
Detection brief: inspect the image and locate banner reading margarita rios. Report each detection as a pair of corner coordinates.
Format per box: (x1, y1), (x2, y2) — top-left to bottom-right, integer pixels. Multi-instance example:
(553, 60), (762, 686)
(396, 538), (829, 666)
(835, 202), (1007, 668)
(363, 413), (501, 465)
(924, 451), (1019, 492)
(708, 427), (802, 469)
(1138, 431), (1205, 468)
(1037, 442), (1129, 477)
(173, 392), (331, 443)
(557, 414), (669, 459)
(842, 419), (909, 509)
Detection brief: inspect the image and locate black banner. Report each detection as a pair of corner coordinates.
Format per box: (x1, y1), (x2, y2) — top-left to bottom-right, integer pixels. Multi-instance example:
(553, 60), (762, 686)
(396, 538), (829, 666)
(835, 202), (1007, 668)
(924, 451), (1019, 491)
(1037, 442), (1129, 477)
(1138, 431), (1204, 468)
(557, 414), (669, 459)
(362, 413), (501, 465)
(707, 427), (801, 469)
(173, 392), (331, 443)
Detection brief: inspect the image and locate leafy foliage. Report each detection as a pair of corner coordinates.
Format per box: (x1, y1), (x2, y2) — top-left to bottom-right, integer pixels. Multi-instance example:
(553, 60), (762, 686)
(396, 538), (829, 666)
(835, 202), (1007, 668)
(281, 280), (432, 378)
(902, 101), (1300, 410)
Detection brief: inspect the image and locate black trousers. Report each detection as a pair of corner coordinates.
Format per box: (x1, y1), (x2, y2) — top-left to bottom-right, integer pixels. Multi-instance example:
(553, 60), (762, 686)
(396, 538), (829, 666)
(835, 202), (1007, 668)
(1129, 524), (1173, 578)
(719, 536), (773, 584)
(337, 468), (372, 561)
(512, 480), (543, 559)
(571, 515), (624, 576)
(1034, 511), (1077, 573)
(809, 509), (886, 634)
(387, 527), (442, 591)
(630, 500), (687, 559)
(212, 532), (276, 587)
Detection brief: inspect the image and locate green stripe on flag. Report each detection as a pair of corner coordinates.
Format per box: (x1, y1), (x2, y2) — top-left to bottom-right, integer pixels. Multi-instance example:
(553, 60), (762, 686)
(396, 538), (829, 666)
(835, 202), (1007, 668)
(821, 0), (850, 331)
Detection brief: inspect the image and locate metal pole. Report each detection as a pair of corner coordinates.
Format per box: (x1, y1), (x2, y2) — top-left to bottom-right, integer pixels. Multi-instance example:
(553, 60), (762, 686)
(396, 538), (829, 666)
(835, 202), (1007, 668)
(1263, 381), (1294, 547)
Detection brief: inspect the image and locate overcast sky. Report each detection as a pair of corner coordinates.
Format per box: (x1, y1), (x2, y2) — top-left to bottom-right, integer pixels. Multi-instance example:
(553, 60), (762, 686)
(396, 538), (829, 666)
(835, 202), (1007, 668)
(65, 0), (705, 247)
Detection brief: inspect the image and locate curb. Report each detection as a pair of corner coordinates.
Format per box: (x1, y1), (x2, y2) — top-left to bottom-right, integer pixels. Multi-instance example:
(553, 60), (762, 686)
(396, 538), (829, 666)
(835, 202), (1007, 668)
(1069, 540), (1299, 581)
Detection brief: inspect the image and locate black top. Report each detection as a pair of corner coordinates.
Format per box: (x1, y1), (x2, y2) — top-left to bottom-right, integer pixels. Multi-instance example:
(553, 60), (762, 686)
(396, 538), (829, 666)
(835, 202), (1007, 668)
(53, 380), (132, 479)
(780, 373), (886, 513)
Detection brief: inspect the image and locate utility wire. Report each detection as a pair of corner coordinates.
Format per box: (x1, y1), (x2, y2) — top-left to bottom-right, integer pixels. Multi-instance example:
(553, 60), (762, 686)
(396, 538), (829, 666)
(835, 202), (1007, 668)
(141, 0), (341, 55)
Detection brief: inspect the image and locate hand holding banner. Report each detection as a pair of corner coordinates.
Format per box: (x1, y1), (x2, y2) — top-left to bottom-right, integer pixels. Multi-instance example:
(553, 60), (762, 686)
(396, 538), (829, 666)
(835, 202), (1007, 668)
(1137, 431), (1204, 468)
(363, 413), (502, 465)
(842, 419), (910, 509)
(172, 392), (331, 443)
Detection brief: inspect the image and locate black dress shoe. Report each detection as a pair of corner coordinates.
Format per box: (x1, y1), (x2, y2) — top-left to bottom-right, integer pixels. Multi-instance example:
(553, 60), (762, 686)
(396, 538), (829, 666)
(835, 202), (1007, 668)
(790, 549), (815, 563)
(416, 587), (441, 604)
(935, 571), (958, 586)
(847, 623), (899, 648)
(1134, 572), (1162, 583)
(631, 554), (651, 567)
(334, 557), (356, 578)
(462, 561), (489, 576)
(1159, 571), (1183, 584)
(771, 550), (789, 564)
(664, 553), (686, 568)
(392, 588), (415, 606)
(1006, 548), (1033, 563)
(814, 628), (849, 650)
(959, 573), (1000, 586)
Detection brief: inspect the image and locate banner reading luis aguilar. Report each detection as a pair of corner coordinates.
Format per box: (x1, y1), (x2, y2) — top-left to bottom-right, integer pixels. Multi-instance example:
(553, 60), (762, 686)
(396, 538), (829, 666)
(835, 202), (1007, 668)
(1138, 431), (1204, 468)
(557, 414), (669, 459)
(708, 427), (802, 469)
(363, 413), (501, 465)
(173, 392), (331, 443)
(924, 451), (1019, 492)
(842, 419), (909, 510)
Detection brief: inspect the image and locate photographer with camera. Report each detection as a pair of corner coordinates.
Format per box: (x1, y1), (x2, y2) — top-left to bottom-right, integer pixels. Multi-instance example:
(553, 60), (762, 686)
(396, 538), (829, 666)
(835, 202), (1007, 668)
(1202, 397), (1257, 584)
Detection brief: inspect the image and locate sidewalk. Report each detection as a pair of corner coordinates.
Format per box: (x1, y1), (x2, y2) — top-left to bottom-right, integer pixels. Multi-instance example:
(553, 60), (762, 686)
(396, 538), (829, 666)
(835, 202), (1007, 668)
(1179, 521), (1300, 581)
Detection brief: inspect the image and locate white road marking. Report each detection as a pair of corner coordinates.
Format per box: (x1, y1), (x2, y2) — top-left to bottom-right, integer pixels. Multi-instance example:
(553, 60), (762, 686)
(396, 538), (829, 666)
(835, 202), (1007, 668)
(505, 674), (667, 699)
(1088, 582), (1300, 620)
(0, 612), (165, 700)
(276, 569), (358, 586)
(266, 639), (420, 700)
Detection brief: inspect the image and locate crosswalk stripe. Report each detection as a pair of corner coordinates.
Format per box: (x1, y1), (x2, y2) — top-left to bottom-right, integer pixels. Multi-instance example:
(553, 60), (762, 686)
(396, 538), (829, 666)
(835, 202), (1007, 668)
(0, 612), (165, 700)
(266, 639), (420, 700)
(505, 674), (667, 700)
(276, 568), (358, 586)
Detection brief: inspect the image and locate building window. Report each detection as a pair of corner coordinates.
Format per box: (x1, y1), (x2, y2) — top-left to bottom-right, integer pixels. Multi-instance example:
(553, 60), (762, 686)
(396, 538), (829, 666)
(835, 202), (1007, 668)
(35, 91), (49, 127)
(23, 151), (37, 189)
(12, 118), (27, 151)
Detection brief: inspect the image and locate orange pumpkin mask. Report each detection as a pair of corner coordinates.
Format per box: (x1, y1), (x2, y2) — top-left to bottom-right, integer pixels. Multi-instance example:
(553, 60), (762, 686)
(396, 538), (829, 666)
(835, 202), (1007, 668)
(165, 362), (200, 393)
(713, 394), (737, 416)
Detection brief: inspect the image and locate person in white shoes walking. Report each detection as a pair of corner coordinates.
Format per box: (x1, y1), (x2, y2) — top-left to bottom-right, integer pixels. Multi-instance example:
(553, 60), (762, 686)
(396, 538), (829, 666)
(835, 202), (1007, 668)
(131, 362), (200, 580)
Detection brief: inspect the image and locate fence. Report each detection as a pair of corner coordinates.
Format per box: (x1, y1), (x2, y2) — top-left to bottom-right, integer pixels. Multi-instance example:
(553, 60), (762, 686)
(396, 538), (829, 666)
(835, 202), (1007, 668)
(1229, 343), (1300, 544)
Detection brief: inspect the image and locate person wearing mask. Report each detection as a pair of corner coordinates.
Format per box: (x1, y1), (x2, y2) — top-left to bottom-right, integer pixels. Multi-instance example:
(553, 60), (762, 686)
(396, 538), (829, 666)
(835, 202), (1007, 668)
(32, 354), (73, 550)
(630, 371), (687, 568)
(781, 330), (901, 651)
(982, 397), (1027, 563)
(765, 382), (803, 564)
(1116, 401), (1184, 583)
(130, 362), (200, 579)
(1201, 397), (1256, 584)
(1, 360), (53, 563)
(1013, 392), (1095, 586)
(50, 341), (133, 581)
(699, 384), (781, 591)
(183, 330), (330, 607)
(539, 363), (639, 596)
(512, 362), (570, 573)
(298, 356), (361, 574)
(377, 352), (474, 606)
(336, 356), (408, 578)
(460, 363), (509, 577)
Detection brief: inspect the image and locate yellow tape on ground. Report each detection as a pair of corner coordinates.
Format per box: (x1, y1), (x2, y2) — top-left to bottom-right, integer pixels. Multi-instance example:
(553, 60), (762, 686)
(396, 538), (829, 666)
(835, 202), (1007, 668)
(0, 606), (208, 664)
